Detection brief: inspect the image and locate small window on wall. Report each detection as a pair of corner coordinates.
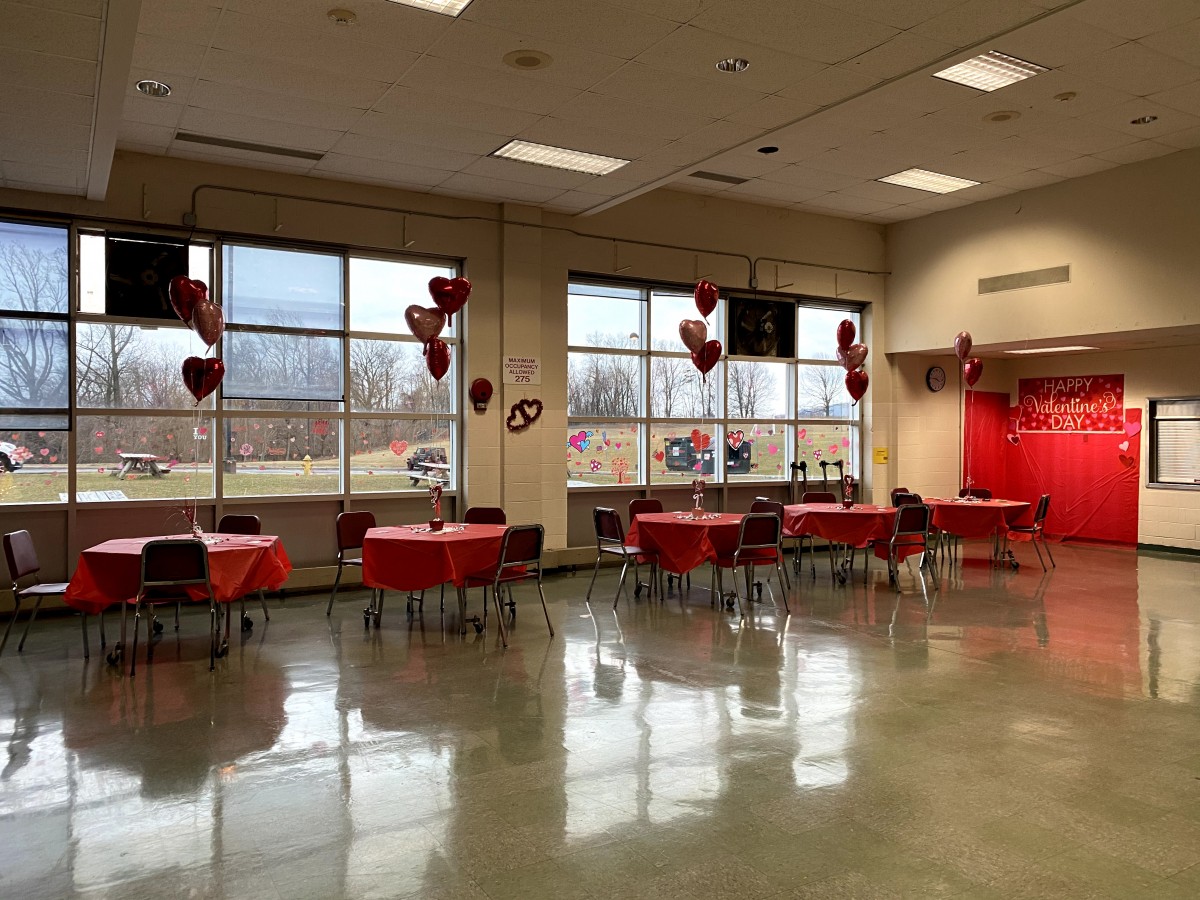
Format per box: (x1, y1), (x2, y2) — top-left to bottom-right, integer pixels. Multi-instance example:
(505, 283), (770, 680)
(1150, 399), (1200, 487)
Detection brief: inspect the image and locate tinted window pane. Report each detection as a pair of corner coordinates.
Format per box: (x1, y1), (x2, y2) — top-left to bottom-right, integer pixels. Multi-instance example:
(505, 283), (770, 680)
(568, 284), (644, 348)
(76, 324), (207, 410)
(568, 352), (641, 418)
(223, 245), (343, 330)
(350, 257), (456, 335)
(0, 221), (68, 314)
(349, 418), (453, 493)
(565, 422), (640, 486)
(797, 364), (855, 418)
(224, 332), (343, 402)
(224, 416), (341, 497)
(0, 316), (69, 417)
(350, 339), (453, 413)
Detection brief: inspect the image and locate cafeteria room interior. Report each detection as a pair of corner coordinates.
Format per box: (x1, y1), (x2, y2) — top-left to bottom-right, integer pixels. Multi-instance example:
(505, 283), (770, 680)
(2, 1), (1200, 897)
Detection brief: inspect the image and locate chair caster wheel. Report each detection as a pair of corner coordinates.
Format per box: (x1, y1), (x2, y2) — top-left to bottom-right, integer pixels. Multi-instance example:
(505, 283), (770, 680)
(473, 622), (483, 634)
(633, 583), (642, 598)
(153, 619), (164, 635)
(755, 584), (763, 599)
(241, 614), (253, 632)
(215, 641), (228, 659)
(105, 645), (123, 666)
(363, 610), (371, 628)
(724, 596), (735, 610)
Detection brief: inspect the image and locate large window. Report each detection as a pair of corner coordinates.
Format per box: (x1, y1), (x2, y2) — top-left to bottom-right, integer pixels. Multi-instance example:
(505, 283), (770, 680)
(1, 217), (462, 506)
(1149, 399), (1200, 488)
(567, 278), (862, 489)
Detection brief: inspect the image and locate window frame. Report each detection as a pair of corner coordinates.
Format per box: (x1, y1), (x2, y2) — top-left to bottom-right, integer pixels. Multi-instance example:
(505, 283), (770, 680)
(1148, 397), (1200, 490)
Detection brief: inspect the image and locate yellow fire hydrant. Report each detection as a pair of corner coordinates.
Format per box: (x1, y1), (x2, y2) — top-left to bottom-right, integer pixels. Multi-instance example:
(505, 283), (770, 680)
(302, 454), (313, 476)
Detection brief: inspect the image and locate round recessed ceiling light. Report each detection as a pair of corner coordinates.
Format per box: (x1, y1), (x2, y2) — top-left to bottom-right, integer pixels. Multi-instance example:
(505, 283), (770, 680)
(983, 110), (1020, 123)
(715, 57), (750, 73)
(135, 79), (171, 98)
(327, 8), (357, 25)
(1130, 115), (1158, 125)
(503, 49), (553, 71)
(757, 146), (780, 154)
(1053, 91), (1076, 103)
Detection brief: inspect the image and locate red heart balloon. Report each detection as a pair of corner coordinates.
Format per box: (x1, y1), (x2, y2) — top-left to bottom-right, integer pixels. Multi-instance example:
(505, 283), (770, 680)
(690, 339), (721, 376)
(836, 342), (868, 371)
(954, 330), (973, 361)
(404, 304), (446, 345)
(836, 319), (856, 351)
(191, 299), (225, 348)
(181, 356), (224, 404)
(169, 276), (207, 324)
(428, 276), (471, 322)
(963, 356), (983, 387)
(845, 368), (869, 403)
(693, 280), (718, 318)
(426, 337), (451, 381)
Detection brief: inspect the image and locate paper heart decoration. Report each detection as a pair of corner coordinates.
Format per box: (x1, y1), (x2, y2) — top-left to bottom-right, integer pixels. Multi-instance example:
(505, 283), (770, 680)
(425, 337), (451, 381)
(690, 429), (711, 451)
(836, 343), (868, 371)
(39, 448), (49, 456)
(389, 440), (409, 457)
(690, 339), (722, 376)
(405, 305), (447, 345)
(169, 276), (207, 324)
(506, 398), (543, 433)
(568, 431), (592, 453)
(1118, 440), (1129, 452)
(767, 444), (778, 455)
(694, 280), (719, 318)
(428, 276), (471, 322)
(679, 319), (708, 353)
(1119, 454), (1136, 469)
(653, 450), (665, 462)
(798, 428), (806, 439)
(1124, 421), (1141, 437)
(191, 299), (225, 348)
(726, 429), (744, 450)
(836, 319), (856, 350)
(829, 445), (839, 454)
(1006, 434), (1020, 446)
(181, 356), (224, 404)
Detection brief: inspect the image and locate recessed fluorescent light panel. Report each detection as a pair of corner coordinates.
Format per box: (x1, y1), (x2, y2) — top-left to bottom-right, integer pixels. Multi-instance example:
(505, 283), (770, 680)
(878, 168), (979, 194)
(933, 51), (1048, 92)
(1004, 346), (1099, 355)
(385, 0), (474, 16)
(491, 140), (629, 175)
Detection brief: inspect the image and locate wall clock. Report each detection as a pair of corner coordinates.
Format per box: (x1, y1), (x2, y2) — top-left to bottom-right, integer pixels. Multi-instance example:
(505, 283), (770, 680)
(926, 366), (947, 392)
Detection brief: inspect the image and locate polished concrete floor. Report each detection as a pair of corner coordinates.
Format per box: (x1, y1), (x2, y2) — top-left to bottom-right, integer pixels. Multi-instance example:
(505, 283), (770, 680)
(2, 542), (1199, 899)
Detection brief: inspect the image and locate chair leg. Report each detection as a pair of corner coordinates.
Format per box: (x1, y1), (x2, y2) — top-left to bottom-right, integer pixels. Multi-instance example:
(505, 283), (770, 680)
(375, 591), (385, 627)
(326, 562), (344, 615)
(613, 557), (631, 609)
(82, 614), (90, 659)
(0, 599), (21, 657)
(584, 553), (602, 601)
(16, 596), (42, 652)
(1031, 537), (1047, 572)
(99, 609), (106, 649)
(210, 604), (217, 672)
(775, 561), (790, 614)
(1042, 533), (1056, 568)
(732, 566), (746, 618)
(130, 604), (141, 677)
(538, 580), (554, 638)
(146, 604), (157, 664)
(259, 589), (269, 620)
(491, 585), (509, 648)
(174, 602), (180, 631)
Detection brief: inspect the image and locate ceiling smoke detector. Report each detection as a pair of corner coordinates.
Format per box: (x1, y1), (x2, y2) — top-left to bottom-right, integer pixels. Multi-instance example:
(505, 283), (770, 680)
(135, 79), (171, 97)
(503, 49), (552, 71)
(327, 8), (357, 25)
(715, 58), (750, 73)
(983, 110), (1020, 123)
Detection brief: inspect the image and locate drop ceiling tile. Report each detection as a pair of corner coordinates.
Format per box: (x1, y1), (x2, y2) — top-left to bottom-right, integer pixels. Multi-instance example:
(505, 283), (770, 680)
(179, 107), (344, 153)
(1023, 118), (1138, 154)
(374, 85), (542, 135)
(809, 193), (898, 214)
(760, 164), (864, 191)
(948, 182), (1016, 201)
(675, 119), (765, 149)
(1149, 80), (1200, 116)
(1157, 125), (1200, 149)
(989, 134), (1080, 167)
(462, 155), (598, 190)
(591, 62), (768, 119)
(912, 0), (1047, 47)
(517, 117), (669, 160)
(994, 17), (1124, 68)
(921, 147), (1037, 181)
(225, 0), (453, 52)
(721, 95), (819, 130)
(921, 96), (1066, 138)
(883, 116), (1001, 154)
(438, 171), (566, 203)
(1081, 97), (1200, 138)
(0, 179), (80, 196)
(568, 175), (644, 196)
(775, 65), (881, 108)
(400, 56), (581, 115)
(805, 148), (907, 180)
(463, 0), (680, 59)
(632, 141), (720, 167)
(817, 0), (968, 30)
(354, 112), (510, 155)
(691, 0), (898, 65)
(329, 133), (480, 171)
(550, 92), (714, 141)
(837, 179), (933, 204)
(1061, 42), (1200, 97)
(2, 161), (83, 190)
(632, 25), (826, 95)
(123, 89), (186, 128)
(989, 69), (1136, 118)
(717, 189), (793, 209)
(1039, 155), (1118, 177)
(601, 0), (707, 23)
(863, 206), (929, 221)
(190, 80), (367, 132)
(425, 19), (626, 90)
(904, 192), (975, 210)
(1093, 139), (1178, 163)
(1061, 0), (1200, 41)
(132, 33), (208, 79)
(117, 121), (175, 148)
(991, 169), (1064, 190)
(841, 31), (958, 82)
(0, 0), (102, 60)
(40, 1), (104, 17)
(0, 85), (92, 125)
(0, 139), (88, 169)
(721, 179), (829, 203)
(212, 11), (420, 84)
(793, 203), (862, 220)
(0, 111), (90, 150)
(313, 153), (451, 187)
(1140, 19), (1200, 69)
(199, 49), (392, 108)
(610, 158), (686, 182)
(0, 46), (96, 95)
(543, 191), (602, 212)
(138, 0), (223, 45)
(700, 150), (794, 179)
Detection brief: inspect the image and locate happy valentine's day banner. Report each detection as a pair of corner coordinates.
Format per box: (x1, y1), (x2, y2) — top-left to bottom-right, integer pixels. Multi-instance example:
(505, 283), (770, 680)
(1017, 374), (1124, 433)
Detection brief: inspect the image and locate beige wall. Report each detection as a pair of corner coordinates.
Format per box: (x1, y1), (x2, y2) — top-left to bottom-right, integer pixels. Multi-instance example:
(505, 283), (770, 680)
(0, 151), (886, 593)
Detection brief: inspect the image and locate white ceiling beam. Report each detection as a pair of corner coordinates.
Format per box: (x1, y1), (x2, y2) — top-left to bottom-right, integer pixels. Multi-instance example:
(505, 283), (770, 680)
(86, 0), (142, 201)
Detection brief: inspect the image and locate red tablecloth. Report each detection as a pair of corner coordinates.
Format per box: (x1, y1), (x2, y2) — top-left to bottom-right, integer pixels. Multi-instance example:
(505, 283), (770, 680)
(925, 499), (1031, 538)
(625, 512), (744, 575)
(65, 534), (293, 615)
(783, 503), (897, 548)
(362, 524), (508, 592)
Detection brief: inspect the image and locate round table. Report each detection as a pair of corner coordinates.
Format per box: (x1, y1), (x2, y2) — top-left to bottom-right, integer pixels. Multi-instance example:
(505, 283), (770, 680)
(625, 512), (744, 575)
(923, 498), (1031, 538)
(783, 503), (897, 548)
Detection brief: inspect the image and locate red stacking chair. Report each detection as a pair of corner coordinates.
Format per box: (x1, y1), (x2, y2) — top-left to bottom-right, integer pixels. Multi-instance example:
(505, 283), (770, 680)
(216, 514), (270, 630)
(867, 503), (939, 591)
(629, 498), (675, 593)
(1006, 494), (1055, 572)
(464, 524), (553, 648)
(750, 498), (791, 592)
(327, 511), (375, 615)
(797, 491), (838, 579)
(712, 513), (789, 618)
(586, 507), (658, 608)
(129, 539), (222, 675)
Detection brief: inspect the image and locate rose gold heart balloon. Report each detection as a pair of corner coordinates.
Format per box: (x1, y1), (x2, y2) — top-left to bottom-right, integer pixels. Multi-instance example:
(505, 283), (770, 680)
(404, 305), (446, 345)
(836, 342), (868, 371)
(678, 319), (708, 353)
(191, 299), (225, 348)
(954, 330), (973, 361)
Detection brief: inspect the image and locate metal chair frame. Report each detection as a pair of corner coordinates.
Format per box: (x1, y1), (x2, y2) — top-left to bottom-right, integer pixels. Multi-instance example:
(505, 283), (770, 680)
(2, 530), (81, 657)
(750, 498), (791, 592)
(629, 498), (677, 594)
(798, 491), (840, 580)
(327, 511), (375, 615)
(714, 513), (790, 618)
(868, 504), (939, 591)
(128, 539), (222, 675)
(586, 507), (657, 608)
(216, 514), (270, 630)
(1006, 493), (1056, 572)
(469, 524), (554, 649)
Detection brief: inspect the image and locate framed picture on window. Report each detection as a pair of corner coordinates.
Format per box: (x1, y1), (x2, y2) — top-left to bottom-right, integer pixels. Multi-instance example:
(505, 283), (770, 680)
(726, 296), (796, 358)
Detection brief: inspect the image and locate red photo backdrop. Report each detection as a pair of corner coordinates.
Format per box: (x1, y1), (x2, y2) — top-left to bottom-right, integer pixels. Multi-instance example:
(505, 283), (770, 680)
(964, 387), (1140, 545)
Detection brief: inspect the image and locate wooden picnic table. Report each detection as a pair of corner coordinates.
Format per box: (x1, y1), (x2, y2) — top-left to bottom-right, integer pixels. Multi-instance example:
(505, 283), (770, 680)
(112, 453), (169, 478)
(407, 463), (450, 487)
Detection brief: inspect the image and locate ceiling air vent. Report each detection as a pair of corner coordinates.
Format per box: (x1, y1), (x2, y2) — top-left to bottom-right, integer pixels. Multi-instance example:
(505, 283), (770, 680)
(688, 170), (749, 185)
(174, 132), (325, 161)
(979, 265), (1069, 294)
